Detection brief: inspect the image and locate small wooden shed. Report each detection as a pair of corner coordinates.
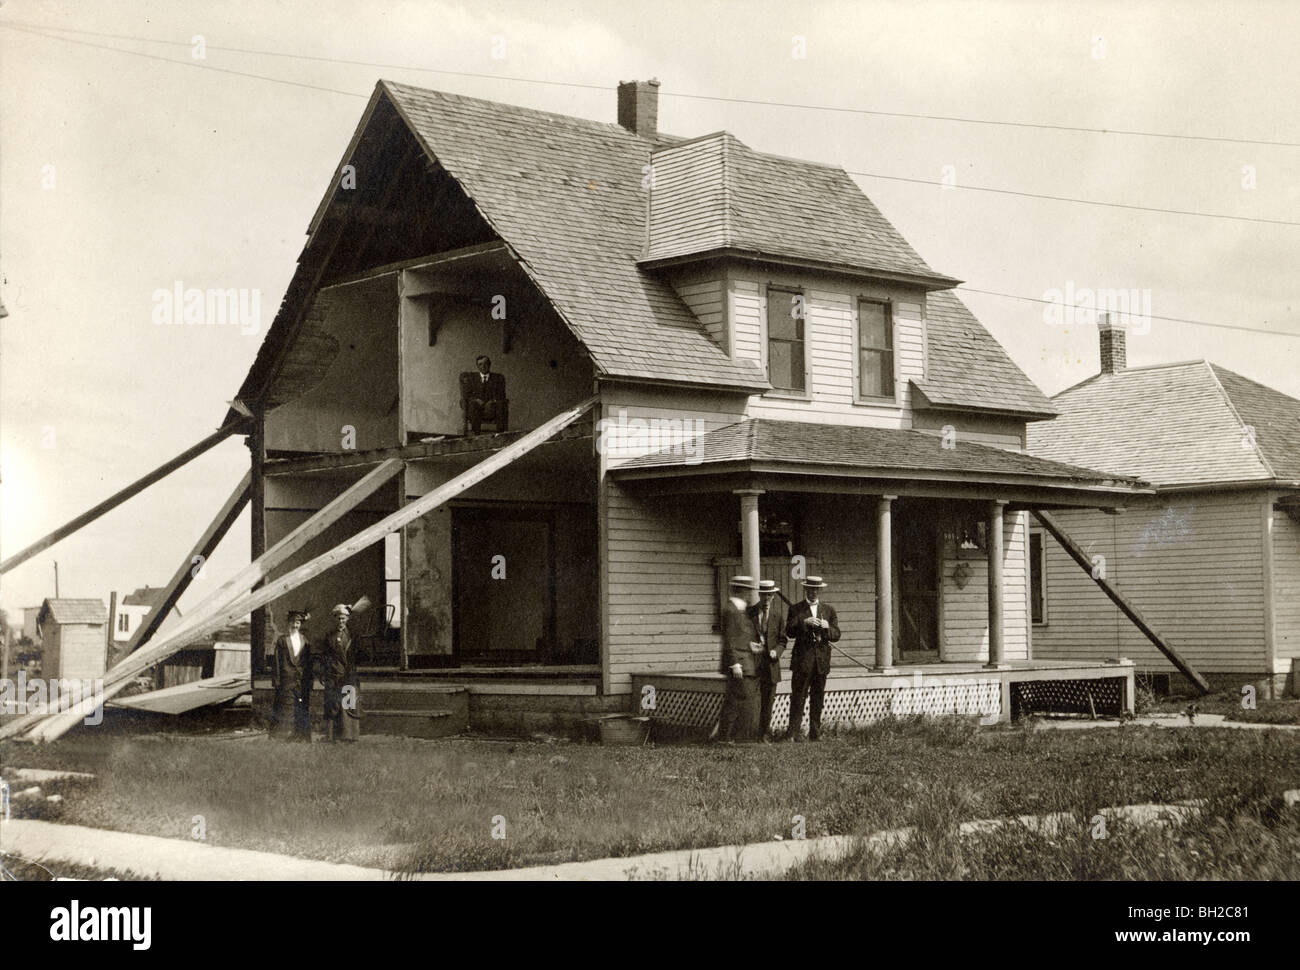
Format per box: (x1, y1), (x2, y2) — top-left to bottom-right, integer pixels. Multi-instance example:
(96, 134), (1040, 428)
(35, 598), (108, 681)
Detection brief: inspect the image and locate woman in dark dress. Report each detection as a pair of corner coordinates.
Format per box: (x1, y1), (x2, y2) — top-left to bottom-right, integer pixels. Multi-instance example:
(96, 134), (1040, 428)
(270, 609), (313, 741)
(318, 604), (360, 742)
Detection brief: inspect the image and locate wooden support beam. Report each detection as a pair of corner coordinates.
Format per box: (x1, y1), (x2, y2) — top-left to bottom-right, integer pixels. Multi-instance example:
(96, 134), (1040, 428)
(23, 398), (597, 742)
(1032, 510), (1211, 694)
(0, 420), (245, 575)
(735, 489), (763, 607)
(0, 457), (401, 741)
(122, 472), (251, 657)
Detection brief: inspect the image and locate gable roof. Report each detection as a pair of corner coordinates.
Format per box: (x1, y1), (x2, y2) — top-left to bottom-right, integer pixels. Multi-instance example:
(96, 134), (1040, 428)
(642, 132), (957, 286)
(381, 82), (765, 390)
(121, 586), (181, 616)
(37, 598), (107, 626)
(613, 418), (1141, 487)
(233, 81), (1054, 420)
(1026, 360), (1300, 488)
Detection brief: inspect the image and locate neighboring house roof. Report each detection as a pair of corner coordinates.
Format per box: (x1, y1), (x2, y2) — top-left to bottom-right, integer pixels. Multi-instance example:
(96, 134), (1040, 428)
(641, 132), (957, 287)
(120, 585), (181, 616)
(1026, 360), (1300, 489)
(231, 81), (1055, 420)
(37, 598), (107, 626)
(613, 418), (1142, 486)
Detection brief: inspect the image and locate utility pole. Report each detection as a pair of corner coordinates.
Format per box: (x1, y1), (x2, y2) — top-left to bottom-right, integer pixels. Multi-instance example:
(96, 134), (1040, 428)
(53, 561), (60, 598)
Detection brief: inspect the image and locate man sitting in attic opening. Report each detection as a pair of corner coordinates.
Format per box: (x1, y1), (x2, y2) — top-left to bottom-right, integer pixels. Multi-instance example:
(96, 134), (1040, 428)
(461, 354), (509, 434)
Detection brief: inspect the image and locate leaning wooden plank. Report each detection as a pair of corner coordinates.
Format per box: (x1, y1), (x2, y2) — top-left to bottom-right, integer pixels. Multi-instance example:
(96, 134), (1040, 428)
(1032, 510), (1211, 694)
(4, 458), (401, 739)
(1, 457), (399, 740)
(26, 397), (597, 742)
(121, 472), (251, 656)
(1, 419), (245, 575)
(160, 457), (403, 646)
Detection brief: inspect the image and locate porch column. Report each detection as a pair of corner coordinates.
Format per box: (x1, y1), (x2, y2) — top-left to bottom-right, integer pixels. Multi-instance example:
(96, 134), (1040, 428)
(735, 489), (764, 606)
(985, 499), (1008, 669)
(875, 495), (897, 670)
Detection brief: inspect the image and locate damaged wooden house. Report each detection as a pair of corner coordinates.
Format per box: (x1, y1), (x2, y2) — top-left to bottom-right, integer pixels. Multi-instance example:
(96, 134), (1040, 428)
(6, 79), (1181, 744)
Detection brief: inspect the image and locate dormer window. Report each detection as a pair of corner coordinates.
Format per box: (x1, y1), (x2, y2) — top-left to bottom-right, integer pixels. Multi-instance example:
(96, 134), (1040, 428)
(856, 298), (895, 401)
(766, 286), (806, 393)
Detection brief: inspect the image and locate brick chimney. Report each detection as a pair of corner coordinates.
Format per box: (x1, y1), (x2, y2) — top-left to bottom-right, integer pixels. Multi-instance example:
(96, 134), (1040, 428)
(1098, 312), (1126, 374)
(617, 79), (660, 137)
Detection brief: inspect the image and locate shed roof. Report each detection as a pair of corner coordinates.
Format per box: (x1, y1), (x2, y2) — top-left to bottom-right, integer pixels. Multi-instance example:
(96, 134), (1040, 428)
(613, 418), (1141, 486)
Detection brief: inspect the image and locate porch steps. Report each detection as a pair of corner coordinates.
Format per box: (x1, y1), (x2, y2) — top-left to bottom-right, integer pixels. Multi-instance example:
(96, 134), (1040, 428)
(362, 686), (468, 739)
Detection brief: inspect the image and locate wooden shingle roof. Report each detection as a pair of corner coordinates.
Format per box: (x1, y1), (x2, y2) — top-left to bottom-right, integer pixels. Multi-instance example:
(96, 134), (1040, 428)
(37, 598), (107, 626)
(614, 418), (1138, 485)
(1026, 360), (1300, 488)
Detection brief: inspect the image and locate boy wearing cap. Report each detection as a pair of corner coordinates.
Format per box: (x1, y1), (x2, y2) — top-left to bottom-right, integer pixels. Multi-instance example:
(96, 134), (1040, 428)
(717, 576), (762, 742)
(270, 608), (314, 741)
(748, 580), (788, 742)
(784, 577), (840, 741)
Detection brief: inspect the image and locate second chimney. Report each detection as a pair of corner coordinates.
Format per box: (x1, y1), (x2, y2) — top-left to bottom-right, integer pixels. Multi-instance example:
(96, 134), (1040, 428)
(617, 79), (660, 138)
(1098, 313), (1127, 374)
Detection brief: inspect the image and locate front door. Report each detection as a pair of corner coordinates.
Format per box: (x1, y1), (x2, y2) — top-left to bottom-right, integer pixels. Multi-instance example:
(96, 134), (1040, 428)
(451, 506), (556, 665)
(895, 512), (940, 662)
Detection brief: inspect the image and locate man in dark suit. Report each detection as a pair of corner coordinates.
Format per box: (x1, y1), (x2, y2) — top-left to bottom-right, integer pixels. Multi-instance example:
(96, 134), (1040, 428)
(465, 354), (508, 434)
(784, 576), (840, 741)
(748, 579), (788, 742)
(717, 575), (762, 742)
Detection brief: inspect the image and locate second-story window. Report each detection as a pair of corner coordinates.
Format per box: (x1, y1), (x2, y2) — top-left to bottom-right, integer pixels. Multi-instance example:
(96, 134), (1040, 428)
(766, 286), (805, 393)
(857, 299), (895, 399)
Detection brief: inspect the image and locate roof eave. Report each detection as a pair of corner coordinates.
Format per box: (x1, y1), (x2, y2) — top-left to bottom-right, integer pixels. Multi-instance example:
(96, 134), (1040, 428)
(637, 247), (961, 291)
(911, 381), (1057, 421)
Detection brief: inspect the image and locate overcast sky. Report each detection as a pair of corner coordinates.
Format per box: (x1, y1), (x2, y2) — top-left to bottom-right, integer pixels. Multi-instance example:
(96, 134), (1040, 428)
(3, 0), (1298, 618)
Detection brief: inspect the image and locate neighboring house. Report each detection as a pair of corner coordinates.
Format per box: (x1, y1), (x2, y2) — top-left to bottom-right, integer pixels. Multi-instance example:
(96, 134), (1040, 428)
(1026, 321), (1300, 696)
(35, 598), (108, 681)
(112, 585), (183, 644)
(228, 79), (1150, 734)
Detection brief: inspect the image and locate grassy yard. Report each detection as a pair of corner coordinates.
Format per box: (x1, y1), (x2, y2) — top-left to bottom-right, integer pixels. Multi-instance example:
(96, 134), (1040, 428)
(1137, 682), (1300, 724)
(4, 716), (1298, 877)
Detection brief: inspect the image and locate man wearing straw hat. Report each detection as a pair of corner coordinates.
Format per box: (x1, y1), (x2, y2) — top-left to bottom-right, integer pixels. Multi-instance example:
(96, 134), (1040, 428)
(749, 579), (788, 742)
(270, 608), (313, 741)
(717, 575), (763, 742)
(784, 576), (840, 741)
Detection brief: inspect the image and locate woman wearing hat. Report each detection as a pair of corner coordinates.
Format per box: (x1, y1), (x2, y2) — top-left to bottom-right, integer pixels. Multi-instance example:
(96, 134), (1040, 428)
(317, 604), (360, 743)
(270, 608), (313, 741)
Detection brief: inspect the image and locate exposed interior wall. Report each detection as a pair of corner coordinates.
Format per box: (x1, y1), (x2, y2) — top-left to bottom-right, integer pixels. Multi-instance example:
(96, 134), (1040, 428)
(1033, 492), (1268, 673)
(262, 472), (395, 658)
(265, 276), (400, 454)
(402, 440), (598, 664)
(399, 270), (591, 438)
(1273, 504), (1300, 664)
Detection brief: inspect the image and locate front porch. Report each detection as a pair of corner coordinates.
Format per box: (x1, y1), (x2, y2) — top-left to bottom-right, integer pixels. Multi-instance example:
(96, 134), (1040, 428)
(632, 659), (1136, 739)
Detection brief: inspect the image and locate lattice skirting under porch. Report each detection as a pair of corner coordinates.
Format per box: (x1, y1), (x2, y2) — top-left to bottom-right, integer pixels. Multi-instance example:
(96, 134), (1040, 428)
(650, 680), (1002, 732)
(1010, 677), (1126, 718)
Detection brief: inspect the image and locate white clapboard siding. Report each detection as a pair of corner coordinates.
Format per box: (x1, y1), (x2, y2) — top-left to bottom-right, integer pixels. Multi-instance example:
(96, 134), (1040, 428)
(940, 511), (1030, 662)
(644, 136), (730, 261)
(598, 386), (746, 467)
(1033, 493), (1268, 672)
(1273, 507), (1300, 662)
(673, 279), (727, 348)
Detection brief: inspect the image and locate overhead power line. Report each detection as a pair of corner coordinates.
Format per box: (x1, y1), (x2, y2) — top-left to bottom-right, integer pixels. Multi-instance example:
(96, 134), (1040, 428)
(5, 17), (1299, 149)
(5, 21), (1298, 341)
(957, 287), (1299, 338)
